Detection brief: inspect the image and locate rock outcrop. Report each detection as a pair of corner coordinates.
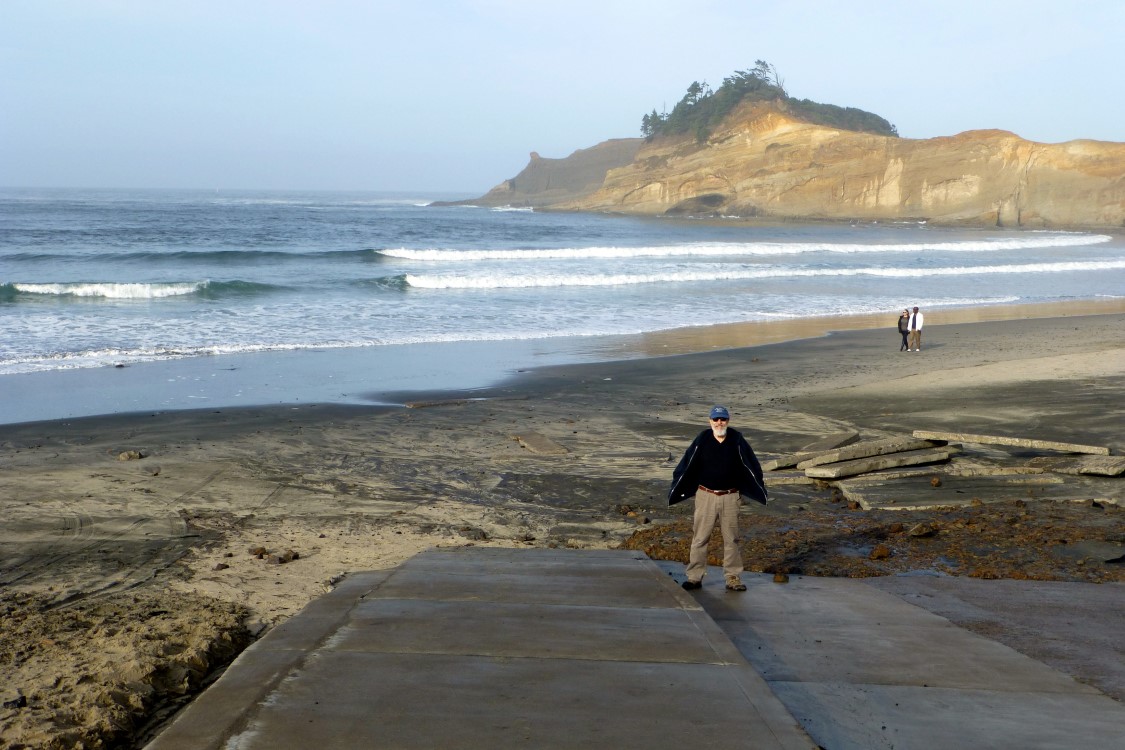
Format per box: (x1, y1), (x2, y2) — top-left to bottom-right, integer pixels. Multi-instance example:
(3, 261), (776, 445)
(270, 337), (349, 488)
(467, 138), (643, 208)
(469, 101), (1125, 229)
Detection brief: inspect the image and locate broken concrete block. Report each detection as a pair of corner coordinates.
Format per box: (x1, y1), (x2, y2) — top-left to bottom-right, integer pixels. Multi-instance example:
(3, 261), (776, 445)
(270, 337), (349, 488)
(797, 437), (946, 470)
(798, 431), (861, 453)
(912, 430), (1110, 456)
(510, 432), (569, 455)
(804, 446), (960, 479)
(762, 432), (863, 471)
(1027, 455), (1125, 476)
(761, 456), (798, 472)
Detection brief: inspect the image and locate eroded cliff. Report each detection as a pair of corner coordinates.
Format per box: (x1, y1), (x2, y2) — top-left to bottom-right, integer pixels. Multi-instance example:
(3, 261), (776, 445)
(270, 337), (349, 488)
(473, 102), (1125, 229)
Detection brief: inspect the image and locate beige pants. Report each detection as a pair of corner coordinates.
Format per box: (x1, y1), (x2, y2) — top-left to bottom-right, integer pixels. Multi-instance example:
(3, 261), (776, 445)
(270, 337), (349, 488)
(685, 490), (743, 582)
(908, 329), (922, 350)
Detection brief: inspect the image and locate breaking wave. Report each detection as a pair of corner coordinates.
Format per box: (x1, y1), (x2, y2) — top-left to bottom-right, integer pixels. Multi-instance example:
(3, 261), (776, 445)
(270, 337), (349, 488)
(379, 234), (1112, 262)
(1, 248), (382, 264)
(406, 259), (1125, 290)
(1, 280), (280, 300)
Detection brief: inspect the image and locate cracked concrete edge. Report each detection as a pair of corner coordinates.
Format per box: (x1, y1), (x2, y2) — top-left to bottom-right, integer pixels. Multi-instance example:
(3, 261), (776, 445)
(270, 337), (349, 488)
(145, 570), (394, 750)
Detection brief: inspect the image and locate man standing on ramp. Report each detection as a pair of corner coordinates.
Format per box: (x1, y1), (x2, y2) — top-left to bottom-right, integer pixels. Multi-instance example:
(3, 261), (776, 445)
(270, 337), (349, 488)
(669, 406), (768, 592)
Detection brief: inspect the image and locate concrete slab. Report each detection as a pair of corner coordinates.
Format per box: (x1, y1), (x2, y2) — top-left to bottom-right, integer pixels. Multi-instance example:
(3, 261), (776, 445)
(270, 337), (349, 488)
(836, 472), (1117, 511)
(510, 431), (569, 454)
(1029, 454), (1125, 476)
(771, 682), (1125, 750)
(707, 585), (1095, 693)
(804, 446), (959, 479)
(913, 429), (1111, 456)
(763, 431), (860, 471)
(390, 545), (649, 574)
(798, 430), (861, 453)
(657, 563), (1125, 749)
(146, 548), (813, 750)
(835, 473), (1062, 510)
(757, 470), (817, 486)
(796, 437), (944, 470)
(333, 599), (729, 663)
(371, 566), (681, 608)
(140, 571), (393, 750)
(225, 653), (792, 748)
(866, 576), (1125, 702)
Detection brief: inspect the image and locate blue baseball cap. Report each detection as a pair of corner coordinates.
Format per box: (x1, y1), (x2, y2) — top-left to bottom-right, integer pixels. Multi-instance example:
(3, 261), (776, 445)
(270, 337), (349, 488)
(709, 406), (730, 420)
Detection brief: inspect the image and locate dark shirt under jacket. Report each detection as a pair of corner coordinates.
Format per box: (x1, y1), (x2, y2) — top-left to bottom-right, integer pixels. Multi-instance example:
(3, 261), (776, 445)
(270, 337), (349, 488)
(695, 433), (741, 490)
(668, 426), (768, 506)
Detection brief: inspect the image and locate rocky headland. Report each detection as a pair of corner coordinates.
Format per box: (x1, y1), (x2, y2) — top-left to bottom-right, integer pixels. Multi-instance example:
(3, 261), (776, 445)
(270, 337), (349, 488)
(467, 100), (1125, 229)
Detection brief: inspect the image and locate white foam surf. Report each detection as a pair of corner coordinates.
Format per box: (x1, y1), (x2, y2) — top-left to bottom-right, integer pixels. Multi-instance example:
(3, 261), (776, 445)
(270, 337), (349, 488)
(12, 281), (206, 298)
(381, 234), (1112, 262)
(0, 294), (1024, 376)
(406, 259), (1125, 290)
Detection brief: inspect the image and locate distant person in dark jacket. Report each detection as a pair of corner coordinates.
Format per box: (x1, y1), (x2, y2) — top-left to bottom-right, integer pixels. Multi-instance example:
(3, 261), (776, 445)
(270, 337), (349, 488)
(898, 309), (911, 351)
(668, 406), (767, 592)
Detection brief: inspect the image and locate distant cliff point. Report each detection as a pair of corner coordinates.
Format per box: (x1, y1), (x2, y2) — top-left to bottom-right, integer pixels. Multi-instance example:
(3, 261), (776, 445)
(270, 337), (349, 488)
(462, 100), (1125, 229)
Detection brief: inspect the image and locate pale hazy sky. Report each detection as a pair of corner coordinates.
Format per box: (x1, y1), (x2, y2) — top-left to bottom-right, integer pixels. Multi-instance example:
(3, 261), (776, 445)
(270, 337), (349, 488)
(3, 1), (1123, 193)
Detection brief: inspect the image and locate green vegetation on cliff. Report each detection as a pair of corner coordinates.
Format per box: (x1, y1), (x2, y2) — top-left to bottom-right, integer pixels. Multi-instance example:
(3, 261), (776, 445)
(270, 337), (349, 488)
(641, 61), (898, 141)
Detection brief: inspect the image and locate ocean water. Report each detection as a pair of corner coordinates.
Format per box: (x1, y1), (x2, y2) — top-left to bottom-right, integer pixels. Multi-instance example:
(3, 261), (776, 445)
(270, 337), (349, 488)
(2, 187), (1123, 423)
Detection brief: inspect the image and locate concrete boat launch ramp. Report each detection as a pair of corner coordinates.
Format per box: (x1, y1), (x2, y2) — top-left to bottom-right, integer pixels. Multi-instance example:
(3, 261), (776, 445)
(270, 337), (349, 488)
(145, 548), (1123, 749)
(145, 548), (811, 749)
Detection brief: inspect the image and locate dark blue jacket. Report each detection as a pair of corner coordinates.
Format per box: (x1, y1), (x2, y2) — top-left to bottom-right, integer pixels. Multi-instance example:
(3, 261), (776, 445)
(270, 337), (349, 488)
(668, 427), (768, 506)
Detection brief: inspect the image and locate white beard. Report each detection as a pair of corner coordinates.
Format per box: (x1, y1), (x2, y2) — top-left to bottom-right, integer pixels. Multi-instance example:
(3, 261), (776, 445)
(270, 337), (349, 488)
(712, 425), (728, 439)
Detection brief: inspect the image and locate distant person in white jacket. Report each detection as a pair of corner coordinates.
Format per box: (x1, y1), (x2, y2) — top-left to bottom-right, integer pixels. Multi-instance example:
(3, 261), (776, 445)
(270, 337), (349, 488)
(908, 306), (924, 351)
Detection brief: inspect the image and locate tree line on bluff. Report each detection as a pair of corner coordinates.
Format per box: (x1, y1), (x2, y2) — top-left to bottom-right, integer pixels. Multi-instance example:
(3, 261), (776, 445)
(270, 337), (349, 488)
(641, 60), (899, 142)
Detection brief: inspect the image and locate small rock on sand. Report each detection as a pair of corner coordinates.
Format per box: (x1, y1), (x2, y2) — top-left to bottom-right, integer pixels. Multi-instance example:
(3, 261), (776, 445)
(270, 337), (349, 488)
(908, 523), (939, 538)
(870, 544), (892, 560)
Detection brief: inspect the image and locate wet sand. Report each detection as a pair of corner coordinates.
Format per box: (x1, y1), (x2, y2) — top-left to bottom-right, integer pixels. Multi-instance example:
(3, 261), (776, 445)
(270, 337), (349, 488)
(6, 298), (1123, 427)
(1, 304), (1123, 747)
(582, 297), (1125, 358)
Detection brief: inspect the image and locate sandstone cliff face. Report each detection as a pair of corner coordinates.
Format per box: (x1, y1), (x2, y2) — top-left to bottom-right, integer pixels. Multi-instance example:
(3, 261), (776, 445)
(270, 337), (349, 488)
(481, 102), (1125, 228)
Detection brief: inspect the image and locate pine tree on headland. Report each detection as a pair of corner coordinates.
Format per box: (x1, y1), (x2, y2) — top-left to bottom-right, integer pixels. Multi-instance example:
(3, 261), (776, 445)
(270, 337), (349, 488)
(641, 61), (897, 141)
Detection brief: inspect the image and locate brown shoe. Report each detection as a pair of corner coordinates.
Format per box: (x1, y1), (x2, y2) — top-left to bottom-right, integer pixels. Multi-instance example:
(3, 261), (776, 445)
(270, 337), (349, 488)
(725, 575), (747, 592)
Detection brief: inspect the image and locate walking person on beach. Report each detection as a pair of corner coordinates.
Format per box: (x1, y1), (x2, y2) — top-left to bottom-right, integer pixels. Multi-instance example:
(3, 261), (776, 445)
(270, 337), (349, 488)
(908, 306), (924, 351)
(898, 309), (911, 351)
(669, 406), (768, 592)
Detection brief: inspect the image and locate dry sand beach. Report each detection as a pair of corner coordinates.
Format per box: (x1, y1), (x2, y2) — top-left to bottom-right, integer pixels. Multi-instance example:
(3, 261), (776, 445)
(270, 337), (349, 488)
(2, 301), (1124, 748)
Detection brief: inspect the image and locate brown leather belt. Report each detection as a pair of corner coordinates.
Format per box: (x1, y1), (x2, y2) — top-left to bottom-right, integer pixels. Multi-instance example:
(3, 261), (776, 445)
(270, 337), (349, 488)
(698, 485), (739, 496)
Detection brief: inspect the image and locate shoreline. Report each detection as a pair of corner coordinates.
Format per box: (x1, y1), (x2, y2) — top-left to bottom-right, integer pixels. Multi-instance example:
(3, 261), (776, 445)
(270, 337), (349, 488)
(2, 297), (1123, 427)
(616, 297), (1125, 357)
